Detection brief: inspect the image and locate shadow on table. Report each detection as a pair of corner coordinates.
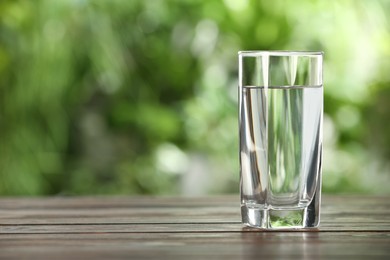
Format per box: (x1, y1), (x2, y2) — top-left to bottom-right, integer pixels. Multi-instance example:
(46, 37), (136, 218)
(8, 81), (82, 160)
(240, 231), (321, 259)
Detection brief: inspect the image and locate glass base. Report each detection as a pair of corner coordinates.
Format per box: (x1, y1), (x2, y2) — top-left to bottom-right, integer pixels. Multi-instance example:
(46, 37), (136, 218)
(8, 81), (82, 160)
(241, 204), (320, 229)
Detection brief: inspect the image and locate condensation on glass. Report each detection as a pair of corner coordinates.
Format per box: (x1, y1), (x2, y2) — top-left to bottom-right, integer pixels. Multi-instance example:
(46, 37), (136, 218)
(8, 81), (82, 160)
(238, 51), (323, 229)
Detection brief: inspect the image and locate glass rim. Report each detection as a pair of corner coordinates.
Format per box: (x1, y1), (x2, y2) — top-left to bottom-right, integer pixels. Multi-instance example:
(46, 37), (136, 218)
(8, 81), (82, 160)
(238, 50), (323, 57)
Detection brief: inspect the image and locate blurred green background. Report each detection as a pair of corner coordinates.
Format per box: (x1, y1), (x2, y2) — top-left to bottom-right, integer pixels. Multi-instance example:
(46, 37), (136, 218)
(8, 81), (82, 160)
(0, 0), (389, 196)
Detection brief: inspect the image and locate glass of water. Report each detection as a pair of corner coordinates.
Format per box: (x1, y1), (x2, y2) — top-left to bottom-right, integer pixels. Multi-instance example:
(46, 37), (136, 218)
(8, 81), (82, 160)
(238, 51), (323, 229)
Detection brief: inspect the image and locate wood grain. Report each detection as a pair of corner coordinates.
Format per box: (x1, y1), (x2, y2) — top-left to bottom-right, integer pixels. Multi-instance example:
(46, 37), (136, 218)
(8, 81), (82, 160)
(0, 195), (389, 259)
(1, 232), (390, 259)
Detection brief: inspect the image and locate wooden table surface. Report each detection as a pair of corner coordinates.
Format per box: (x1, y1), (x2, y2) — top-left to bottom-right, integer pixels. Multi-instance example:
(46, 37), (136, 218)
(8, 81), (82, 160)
(0, 195), (389, 259)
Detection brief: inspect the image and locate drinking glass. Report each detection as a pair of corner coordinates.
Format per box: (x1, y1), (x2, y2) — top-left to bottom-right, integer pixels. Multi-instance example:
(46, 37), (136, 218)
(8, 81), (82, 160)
(238, 51), (323, 229)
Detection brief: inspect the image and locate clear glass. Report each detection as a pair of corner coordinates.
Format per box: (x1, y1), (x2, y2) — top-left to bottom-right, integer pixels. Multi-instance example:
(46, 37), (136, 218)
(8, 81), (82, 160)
(238, 50), (323, 229)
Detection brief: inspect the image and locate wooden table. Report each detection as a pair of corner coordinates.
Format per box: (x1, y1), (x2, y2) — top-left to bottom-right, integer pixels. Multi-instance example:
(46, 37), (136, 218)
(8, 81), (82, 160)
(0, 195), (389, 259)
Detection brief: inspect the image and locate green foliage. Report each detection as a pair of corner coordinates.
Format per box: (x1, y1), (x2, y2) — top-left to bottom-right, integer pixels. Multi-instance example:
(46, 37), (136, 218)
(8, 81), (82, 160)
(0, 0), (389, 195)
(270, 211), (304, 228)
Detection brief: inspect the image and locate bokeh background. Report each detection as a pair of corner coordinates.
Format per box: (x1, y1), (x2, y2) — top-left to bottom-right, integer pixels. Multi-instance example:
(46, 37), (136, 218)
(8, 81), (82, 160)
(0, 0), (389, 196)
